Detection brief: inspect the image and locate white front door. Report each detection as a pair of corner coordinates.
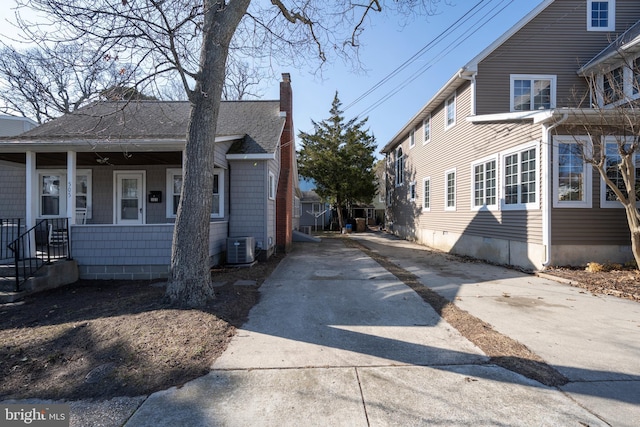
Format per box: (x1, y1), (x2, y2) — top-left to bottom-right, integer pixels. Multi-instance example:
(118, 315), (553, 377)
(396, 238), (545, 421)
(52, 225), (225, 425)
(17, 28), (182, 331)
(115, 172), (145, 224)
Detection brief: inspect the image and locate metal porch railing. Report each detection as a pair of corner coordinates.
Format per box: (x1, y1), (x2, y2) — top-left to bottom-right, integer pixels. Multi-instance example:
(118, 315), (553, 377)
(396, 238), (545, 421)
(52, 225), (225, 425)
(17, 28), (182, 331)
(3, 218), (70, 292)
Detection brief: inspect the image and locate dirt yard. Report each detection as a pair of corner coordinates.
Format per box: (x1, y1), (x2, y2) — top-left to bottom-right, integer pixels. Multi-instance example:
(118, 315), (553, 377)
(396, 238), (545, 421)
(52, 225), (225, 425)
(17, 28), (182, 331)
(1, 237), (637, 400)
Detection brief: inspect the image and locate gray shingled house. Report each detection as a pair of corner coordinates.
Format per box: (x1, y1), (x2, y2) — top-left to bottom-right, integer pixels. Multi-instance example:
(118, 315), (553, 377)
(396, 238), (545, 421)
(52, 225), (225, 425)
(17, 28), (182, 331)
(0, 74), (300, 279)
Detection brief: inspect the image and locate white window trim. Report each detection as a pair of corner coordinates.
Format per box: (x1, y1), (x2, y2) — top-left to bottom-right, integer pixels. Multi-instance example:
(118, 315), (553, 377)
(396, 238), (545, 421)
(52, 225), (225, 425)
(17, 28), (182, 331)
(500, 142), (540, 211)
(423, 114), (431, 145)
(409, 180), (417, 202)
(166, 168), (182, 218)
(470, 154), (499, 211)
(268, 171), (276, 200)
(395, 147), (404, 187)
(409, 129), (415, 149)
(444, 93), (456, 130)
(552, 136), (593, 208)
(510, 74), (557, 112)
(37, 169), (92, 219)
(587, 0), (615, 32)
(600, 136), (639, 208)
(444, 168), (456, 211)
(167, 168), (225, 218)
(596, 60), (640, 107)
(422, 177), (431, 211)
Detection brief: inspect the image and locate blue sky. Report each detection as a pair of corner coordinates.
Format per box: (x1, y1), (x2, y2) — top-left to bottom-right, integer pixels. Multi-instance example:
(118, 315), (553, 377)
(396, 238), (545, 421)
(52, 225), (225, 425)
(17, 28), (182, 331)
(1, 0), (545, 156)
(262, 0), (545, 157)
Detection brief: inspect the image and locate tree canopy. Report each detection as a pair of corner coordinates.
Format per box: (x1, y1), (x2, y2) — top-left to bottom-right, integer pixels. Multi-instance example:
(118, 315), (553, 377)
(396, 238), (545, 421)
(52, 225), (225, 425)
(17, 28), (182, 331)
(298, 93), (377, 228)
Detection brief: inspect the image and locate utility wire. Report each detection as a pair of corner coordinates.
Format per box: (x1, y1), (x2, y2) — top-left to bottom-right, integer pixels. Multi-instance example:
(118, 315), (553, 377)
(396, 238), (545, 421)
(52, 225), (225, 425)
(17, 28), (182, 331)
(355, 0), (515, 119)
(344, 0), (492, 112)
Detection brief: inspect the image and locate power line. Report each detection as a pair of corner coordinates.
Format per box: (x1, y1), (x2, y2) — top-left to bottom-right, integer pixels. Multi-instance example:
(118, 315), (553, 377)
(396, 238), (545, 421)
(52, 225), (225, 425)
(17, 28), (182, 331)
(344, 0), (492, 112)
(355, 0), (515, 119)
(345, 0), (514, 117)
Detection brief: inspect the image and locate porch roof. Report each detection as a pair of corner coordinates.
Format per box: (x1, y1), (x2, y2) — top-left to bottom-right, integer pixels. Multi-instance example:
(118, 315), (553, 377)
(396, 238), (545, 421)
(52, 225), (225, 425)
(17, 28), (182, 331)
(0, 100), (285, 157)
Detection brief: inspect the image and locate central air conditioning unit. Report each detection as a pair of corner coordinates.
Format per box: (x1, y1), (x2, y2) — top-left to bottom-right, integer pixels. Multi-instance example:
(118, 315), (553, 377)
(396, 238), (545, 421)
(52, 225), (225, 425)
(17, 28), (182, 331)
(226, 236), (256, 264)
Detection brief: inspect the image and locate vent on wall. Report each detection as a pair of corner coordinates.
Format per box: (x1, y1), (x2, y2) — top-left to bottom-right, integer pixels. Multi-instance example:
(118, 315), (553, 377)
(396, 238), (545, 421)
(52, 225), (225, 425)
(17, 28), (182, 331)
(226, 237), (256, 264)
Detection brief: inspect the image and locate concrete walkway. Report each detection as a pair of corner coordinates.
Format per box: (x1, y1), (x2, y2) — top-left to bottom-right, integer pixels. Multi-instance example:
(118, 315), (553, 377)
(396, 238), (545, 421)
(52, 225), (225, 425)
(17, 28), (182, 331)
(121, 234), (639, 427)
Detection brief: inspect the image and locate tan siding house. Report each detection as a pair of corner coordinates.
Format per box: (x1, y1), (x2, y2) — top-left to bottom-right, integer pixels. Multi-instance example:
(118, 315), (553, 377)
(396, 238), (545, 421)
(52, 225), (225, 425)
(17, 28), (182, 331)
(382, 0), (640, 270)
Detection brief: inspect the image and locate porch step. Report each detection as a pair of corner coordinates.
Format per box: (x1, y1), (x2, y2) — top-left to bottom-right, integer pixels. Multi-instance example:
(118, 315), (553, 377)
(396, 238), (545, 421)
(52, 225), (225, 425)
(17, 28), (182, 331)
(0, 260), (79, 304)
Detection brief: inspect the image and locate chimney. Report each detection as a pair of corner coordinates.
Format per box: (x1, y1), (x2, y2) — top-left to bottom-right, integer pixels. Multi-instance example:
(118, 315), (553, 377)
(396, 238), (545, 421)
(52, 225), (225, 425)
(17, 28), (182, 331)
(276, 73), (294, 253)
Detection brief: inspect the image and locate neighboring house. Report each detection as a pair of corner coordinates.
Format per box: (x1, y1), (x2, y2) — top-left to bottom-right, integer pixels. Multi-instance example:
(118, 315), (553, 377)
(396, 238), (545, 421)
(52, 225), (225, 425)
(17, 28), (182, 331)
(300, 190), (331, 232)
(0, 115), (37, 136)
(0, 115), (37, 219)
(382, 0), (640, 270)
(0, 74), (299, 279)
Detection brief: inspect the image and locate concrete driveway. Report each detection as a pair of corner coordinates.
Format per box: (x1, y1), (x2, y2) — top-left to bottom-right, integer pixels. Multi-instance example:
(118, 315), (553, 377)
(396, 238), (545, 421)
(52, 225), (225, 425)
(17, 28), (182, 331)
(124, 233), (639, 426)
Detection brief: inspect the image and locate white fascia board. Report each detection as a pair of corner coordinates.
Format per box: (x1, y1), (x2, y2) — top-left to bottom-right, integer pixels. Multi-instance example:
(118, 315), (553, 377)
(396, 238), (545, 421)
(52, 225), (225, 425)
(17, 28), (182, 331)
(467, 111), (547, 123)
(0, 134), (245, 153)
(381, 1), (555, 155)
(226, 153), (276, 160)
(381, 70), (466, 153)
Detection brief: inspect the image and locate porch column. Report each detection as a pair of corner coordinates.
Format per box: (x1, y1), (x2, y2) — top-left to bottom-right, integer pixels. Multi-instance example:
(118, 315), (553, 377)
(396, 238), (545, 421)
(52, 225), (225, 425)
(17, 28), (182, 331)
(25, 151), (37, 257)
(67, 151), (77, 224)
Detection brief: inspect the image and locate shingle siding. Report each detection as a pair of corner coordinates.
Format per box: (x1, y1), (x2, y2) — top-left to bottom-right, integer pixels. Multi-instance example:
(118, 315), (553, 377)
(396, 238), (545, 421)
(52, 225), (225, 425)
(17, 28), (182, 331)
(0, 162), (26, 219)
(229, 160), (271, 252)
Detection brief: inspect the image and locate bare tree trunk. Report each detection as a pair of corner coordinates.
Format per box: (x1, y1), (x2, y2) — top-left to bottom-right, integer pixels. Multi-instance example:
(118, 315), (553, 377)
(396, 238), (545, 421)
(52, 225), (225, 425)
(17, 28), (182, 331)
(165, 0), (250, 307)
(624, 205), (640, 267)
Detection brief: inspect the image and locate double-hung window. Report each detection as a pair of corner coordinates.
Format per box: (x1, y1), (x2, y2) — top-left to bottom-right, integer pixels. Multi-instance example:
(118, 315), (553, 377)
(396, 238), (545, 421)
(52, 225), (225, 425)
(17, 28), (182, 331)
(167, 168), (224, 218)
(395, 147), (404, 186)
(268, 171), (276, 200)
(423, 115), (431, 144)
(511, 75), (556, 111)
(553, 136), (592, 208)
(409, 181), (417, 202)
(587, 0), (615, 31)
(422, 177), (431, 211)
(445, 94), (456, 130)
(409, 129), (415, 148)
(501, 144), (538, 210)
(472, 157), (497, 210)
(445, 168), (456, 211)
(598, 60), (640, 106)
(601, 136), (640, 208)
(39, 170), (92, 218)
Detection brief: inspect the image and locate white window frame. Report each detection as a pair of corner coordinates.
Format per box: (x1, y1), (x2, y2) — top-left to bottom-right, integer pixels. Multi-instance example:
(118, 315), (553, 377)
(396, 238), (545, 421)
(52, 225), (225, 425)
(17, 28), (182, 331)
(167, 168), (225, 218)
(471, 155), (498, 211)
(445, 93), (456, 130)
(510, 75), (556, 112)
(409, 129), (415, 149)
(597, 59), (640, 107)
(409, 181), (417, 202)
(268, 171), (276, 200)
(38, 169), (92, 219)
(600, 136), (640, 208)
(553, 136), (593, 208)
(587, 0), (615, 32)
(395, 146), (404, 187)
(423, 114), (431, 144)
(500, 142), (540, 211)
(422, 177), (431, 211)
(445, 168), (456, 211)
(294, 196), (301, 218)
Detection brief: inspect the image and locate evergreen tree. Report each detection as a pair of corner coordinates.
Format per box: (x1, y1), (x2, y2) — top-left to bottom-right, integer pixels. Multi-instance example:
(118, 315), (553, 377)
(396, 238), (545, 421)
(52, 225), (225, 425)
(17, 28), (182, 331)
(298, 93), (377, 229)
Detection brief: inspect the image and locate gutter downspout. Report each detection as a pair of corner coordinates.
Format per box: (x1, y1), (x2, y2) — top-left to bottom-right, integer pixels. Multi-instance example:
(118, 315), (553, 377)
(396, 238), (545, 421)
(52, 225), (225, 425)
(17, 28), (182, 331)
(458, 70), (477, 116)
(542, 111), (569, 268)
